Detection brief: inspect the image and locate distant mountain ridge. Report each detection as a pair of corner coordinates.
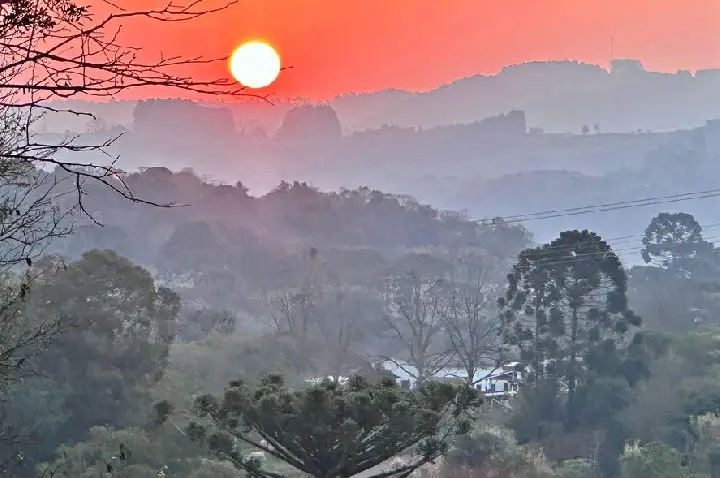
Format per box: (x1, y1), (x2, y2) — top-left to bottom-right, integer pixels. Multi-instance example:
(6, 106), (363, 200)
(39, 58), (720, 135)
(350, 59), (720, 132)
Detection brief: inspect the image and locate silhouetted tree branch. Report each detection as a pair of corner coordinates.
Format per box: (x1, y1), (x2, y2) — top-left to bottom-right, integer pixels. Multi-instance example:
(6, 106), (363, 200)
(383, 271), (454, 385)
(0, 1), (262, 465)
(0, 0), (266, 228)
(442, 255), (507, 387)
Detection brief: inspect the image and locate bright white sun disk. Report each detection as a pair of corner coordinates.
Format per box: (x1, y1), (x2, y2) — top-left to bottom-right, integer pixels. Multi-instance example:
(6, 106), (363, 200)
(230, 42), (281, 89)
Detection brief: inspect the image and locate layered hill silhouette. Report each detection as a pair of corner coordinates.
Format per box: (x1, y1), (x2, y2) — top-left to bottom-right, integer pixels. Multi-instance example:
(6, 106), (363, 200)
(338, 59), (720, 132)
(41, 59), (720, 135)
(32, 58), (720, 262)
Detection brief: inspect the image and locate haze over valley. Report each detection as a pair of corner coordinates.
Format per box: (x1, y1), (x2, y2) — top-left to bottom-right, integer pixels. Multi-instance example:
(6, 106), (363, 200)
(4, 2), (720, 477)
(39, 59), (720, 256)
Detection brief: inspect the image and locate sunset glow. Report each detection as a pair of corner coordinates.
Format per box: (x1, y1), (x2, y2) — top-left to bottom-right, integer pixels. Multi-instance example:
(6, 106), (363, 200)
(229, 42), (281, 89)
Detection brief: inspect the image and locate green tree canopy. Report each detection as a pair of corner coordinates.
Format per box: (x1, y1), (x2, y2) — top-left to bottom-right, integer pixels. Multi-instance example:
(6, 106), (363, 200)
(500, 230), (643, 399)
(619, 441), (691, 478)
(641, 212), (715, 275)
(632, 212), (720, 331)
(444, 423), (552, 478)
(8, 250), (181, 472)
(500, 230), (645, 476)
(38, 425), (240, 478)
(190, 374), (481, 478)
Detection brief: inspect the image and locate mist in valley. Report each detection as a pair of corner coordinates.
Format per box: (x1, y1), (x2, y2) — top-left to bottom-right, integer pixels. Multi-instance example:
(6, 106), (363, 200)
(40, 60), (720, 260)
(1, 2), (720, 478)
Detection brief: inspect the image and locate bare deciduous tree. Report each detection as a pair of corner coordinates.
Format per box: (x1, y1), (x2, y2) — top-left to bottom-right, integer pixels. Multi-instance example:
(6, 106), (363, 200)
(383, 270), (453, 385)
(267, 248), (324, 377)
(0, 0), (266, 245)
(442, 255), (507, 387)
(314, 278), (377, 379)
(269, 287), (318, 377)
(0, 106), (70, 273)
(268, 249), (372, 380)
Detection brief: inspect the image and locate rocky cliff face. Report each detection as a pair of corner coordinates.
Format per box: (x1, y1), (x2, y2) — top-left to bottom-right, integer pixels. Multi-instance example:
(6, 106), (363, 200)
(132, 99), (236, 138)
(276, 104), (342, 141)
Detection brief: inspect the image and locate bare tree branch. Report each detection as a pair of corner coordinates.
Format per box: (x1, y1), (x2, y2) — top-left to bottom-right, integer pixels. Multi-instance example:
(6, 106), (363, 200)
(441, 254), (508, 387)
(0, 1), (268, 465)
(313, 277), (373, 378)
(0, 0), (270, 227)
(383, 271), (454, 385)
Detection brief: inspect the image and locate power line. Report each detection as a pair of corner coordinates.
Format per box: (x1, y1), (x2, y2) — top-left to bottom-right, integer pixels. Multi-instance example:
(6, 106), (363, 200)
(526, 232), (720, 269)
(481, 187), (720, 225)
(472, 184), (720, 266)
(529, 222), (720, 255)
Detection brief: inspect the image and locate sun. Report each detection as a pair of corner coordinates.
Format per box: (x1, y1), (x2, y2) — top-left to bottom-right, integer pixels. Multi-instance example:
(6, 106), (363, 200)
(230, 41), (281, 89)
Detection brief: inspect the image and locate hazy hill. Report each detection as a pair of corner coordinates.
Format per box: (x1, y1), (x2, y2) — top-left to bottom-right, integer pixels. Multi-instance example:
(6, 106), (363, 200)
(451, 124), (720, 255)
(38, 110), (698, 203)
(36, 110), (716, 205)
(330, 89), (415, 129)
(350, 60), (720, 132)
(46, 119), (720, 269)
(40, 59), (720, 135)
(47, 172), (533, 304)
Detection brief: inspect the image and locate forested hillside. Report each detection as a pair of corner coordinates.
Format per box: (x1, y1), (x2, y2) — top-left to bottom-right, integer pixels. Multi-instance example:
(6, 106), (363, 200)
(48, 167), (531, 313)
(3, 1), (720, 477)
(3, 165), (720, 477)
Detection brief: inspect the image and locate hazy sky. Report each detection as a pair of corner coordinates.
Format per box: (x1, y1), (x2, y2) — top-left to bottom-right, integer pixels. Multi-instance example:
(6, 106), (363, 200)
(117, 0), (720, 99)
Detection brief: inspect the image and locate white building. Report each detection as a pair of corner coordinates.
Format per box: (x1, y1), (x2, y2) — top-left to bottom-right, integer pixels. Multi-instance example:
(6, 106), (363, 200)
(379, 359), (522, 400)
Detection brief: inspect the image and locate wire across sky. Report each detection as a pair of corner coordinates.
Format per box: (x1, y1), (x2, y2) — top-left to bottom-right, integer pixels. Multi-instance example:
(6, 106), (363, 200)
(475, 184), (720, 268)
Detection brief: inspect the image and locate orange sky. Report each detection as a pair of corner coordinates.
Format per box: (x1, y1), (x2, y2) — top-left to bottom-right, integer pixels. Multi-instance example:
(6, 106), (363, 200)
(116, 0), (720, 100)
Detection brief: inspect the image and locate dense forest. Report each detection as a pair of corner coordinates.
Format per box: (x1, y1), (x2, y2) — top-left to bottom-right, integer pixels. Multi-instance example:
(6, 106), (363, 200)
(0, 166), (718, 478)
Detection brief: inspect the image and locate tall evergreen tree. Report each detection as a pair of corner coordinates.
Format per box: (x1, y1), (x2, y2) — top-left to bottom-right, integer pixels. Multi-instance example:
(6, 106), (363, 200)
(190, 374), (480, 478)
(499, 230), (643, 424)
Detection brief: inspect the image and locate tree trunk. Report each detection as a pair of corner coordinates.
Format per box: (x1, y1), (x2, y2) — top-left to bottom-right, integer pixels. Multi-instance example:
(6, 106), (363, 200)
(567, 306), (579, 428)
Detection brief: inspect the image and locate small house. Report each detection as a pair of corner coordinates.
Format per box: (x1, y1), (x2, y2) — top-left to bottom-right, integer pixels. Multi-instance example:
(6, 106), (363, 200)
(379, 359), (522, 402)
